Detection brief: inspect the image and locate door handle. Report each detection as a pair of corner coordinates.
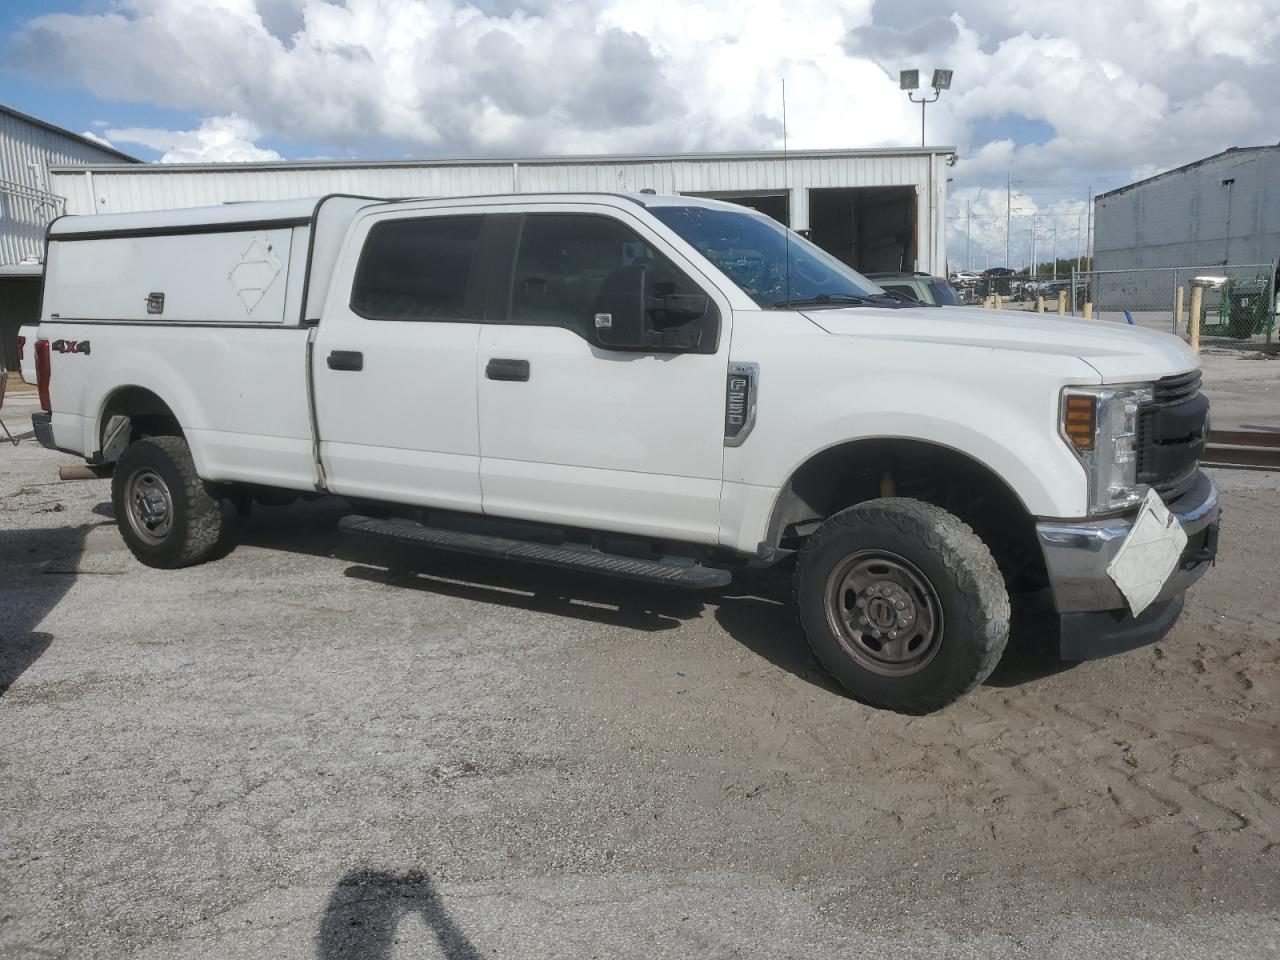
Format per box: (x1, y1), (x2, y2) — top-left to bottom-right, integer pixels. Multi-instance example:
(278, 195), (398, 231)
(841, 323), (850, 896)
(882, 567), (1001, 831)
(327, 350), (363, 371)
(486, 358), (530, 382)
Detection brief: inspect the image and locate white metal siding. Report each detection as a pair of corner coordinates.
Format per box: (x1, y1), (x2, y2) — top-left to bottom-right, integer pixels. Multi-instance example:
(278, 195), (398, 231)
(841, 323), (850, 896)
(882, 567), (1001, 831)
(49, 149), (951, 273)
(1095, 148), (1280, 270)
(0, 108), (136, 264)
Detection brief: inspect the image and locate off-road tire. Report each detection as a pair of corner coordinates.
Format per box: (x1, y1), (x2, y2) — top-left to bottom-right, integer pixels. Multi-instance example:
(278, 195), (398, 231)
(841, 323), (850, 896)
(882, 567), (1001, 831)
(795, 497), (1010, 713)
(112, 436), (223, 569)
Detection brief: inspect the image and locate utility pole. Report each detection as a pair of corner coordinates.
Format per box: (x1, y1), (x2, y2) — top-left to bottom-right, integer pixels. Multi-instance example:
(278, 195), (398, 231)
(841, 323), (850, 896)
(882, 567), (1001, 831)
(1085, 186), (1093, 271)
(1005, 173), (1012, 270)
(1075, 214), (1083, 273)
(1031, 215), (1038, 279)
(965, 199), (971, 271)
(1052, 218), (1059, 281)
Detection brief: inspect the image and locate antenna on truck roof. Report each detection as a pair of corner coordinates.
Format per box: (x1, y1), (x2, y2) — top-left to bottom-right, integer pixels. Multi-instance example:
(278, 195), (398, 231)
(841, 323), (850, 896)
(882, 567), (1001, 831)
(782, 77), (792, 309)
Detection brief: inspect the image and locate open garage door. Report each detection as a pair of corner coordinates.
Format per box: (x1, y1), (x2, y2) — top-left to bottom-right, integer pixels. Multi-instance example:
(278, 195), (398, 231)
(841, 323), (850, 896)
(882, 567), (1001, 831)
(682, 191), (789, 225)
(0, 275), (42, 371)
(808, 186), (917, 274)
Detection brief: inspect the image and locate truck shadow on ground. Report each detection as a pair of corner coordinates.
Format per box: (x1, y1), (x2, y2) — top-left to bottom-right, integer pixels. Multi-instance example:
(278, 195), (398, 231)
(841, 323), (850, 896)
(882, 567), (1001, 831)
(316, 870), (480, 960)
(0, 523), (95, 696)
(229, 500), (1077, 696)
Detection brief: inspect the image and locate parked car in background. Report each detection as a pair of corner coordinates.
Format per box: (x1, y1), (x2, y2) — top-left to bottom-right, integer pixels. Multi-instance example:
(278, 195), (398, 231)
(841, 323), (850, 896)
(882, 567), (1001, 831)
(865, 272), (961, 306)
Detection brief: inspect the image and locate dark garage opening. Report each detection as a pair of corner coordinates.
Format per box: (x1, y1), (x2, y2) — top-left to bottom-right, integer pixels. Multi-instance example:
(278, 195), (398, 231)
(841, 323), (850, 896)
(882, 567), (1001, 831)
(682, 191), (790, 226)
(1, 276), (42, 371)
(808, 186), (917, 274)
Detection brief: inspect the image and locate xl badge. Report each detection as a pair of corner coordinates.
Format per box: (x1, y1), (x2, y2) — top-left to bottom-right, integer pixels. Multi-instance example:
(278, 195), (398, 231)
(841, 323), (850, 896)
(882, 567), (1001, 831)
(52, 339), (91, 355)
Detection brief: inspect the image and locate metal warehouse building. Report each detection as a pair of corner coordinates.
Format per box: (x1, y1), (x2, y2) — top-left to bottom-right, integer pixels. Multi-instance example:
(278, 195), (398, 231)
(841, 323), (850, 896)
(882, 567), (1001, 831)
(0, 103), (138, 369)
(46, 146), (954, 277)
(1094, 144), (1280, 271)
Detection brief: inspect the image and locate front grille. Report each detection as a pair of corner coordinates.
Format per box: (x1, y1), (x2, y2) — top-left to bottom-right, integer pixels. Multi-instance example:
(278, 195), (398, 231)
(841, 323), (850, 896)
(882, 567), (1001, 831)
(1137, 369), (1206, 500)
(1152, 369), (1202, 404)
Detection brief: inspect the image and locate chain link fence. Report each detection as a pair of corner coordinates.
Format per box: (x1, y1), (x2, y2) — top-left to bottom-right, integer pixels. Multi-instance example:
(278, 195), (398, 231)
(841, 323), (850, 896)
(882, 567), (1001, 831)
(1070, 263), (1278, 346)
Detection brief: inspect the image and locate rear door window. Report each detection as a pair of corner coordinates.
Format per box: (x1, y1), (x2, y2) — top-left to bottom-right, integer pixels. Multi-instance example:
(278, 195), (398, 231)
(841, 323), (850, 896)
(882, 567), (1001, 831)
(350, 216), (484, 321)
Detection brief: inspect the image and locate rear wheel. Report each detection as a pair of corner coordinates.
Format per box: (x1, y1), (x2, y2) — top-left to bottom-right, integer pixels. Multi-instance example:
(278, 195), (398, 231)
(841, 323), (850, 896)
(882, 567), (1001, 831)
(795, 497), (1010, 713)
(112, 436), (223, 568)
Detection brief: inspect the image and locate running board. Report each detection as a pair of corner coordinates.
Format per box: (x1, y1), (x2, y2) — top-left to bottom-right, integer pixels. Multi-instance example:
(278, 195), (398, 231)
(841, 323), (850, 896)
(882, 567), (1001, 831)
(338, 515), (733, 589)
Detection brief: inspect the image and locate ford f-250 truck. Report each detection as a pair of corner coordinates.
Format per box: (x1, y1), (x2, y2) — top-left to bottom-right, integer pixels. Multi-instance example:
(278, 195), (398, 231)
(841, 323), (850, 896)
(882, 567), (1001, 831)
(29, 192), (1219, 712)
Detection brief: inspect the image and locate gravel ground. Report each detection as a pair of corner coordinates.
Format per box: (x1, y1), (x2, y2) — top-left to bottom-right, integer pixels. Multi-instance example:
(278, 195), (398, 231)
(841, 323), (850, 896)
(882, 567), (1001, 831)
(1, 349), (1278, 959)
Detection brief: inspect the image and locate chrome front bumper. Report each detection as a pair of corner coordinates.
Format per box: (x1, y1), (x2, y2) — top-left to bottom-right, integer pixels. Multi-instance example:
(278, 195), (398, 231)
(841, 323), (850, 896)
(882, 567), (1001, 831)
(1036, 471), (1219, 615)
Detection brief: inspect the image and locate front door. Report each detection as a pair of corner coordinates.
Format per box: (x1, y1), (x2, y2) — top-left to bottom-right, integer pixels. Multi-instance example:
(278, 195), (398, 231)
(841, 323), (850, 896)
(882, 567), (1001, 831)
(313, 212), (489, 511)
(477, 207), (731, 544)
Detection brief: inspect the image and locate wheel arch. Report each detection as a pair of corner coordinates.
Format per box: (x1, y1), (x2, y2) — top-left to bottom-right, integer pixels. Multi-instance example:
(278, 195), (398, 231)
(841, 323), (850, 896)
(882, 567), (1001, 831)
(765, 436), (1047, 589)
(97, 385), (185, 462)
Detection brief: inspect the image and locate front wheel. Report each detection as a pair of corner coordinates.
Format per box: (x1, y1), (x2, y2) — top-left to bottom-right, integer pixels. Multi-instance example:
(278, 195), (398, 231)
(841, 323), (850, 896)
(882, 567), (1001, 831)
(112, 436), (223, 568)
(795, 498), (1010, 713)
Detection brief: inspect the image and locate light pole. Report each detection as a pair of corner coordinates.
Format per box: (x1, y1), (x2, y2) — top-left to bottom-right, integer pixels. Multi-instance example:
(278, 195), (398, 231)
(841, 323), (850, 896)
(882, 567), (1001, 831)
(900, 69), (952, 148)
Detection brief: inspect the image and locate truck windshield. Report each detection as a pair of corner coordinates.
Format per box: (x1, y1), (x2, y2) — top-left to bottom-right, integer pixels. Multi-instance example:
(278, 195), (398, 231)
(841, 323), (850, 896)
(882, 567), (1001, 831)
(649, 205), (885, 308)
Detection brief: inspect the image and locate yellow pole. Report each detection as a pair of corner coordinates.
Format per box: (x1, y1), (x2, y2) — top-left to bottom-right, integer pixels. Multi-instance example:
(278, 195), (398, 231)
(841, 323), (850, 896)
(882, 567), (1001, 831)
(1057, 290), (1067, 315)
(1175, 286), (1185, 335)
(1035, 295), (1045, 313)
(994, 293), (1003, 310)
(1083, 302), (1093, 319)
(1189, 285), (1203, 351)
(983, 295), (993, 309)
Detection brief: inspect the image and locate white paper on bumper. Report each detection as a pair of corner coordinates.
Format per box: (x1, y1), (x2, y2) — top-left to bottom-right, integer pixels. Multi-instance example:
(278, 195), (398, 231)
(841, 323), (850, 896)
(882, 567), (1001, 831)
(1106, 488), (1188, 617)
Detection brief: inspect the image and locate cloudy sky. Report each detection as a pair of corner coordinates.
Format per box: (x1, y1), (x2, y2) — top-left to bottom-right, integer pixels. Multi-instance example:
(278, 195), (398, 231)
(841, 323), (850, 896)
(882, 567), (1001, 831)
(3, 0), (1279, 268)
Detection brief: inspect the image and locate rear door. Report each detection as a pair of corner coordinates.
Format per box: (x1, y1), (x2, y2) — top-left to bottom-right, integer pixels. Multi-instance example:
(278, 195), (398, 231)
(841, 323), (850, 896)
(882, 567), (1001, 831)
(312, 211), (495, 511)
(476, 205), (732, 544)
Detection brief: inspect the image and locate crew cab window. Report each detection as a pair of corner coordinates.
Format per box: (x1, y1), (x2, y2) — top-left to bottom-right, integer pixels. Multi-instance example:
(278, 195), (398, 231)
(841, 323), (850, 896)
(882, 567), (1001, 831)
(509, 214), (717, 350)
(350, 216), (483, 321)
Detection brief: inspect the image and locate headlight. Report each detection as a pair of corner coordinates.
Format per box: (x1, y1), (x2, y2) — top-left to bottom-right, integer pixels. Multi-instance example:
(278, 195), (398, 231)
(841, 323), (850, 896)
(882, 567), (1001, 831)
(1060, 383), (1154, 515)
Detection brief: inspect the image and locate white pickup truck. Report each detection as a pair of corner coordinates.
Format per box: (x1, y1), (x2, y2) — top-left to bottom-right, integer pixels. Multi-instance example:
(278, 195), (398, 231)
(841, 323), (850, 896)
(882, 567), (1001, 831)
(29, 192), (1219, 712)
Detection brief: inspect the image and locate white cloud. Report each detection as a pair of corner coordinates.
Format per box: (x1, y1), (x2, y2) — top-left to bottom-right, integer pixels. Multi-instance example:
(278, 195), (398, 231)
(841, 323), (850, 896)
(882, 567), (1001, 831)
(7, 0), (1280, 269)
(79, 129), (117, 149)
(105, 114), (283, 163)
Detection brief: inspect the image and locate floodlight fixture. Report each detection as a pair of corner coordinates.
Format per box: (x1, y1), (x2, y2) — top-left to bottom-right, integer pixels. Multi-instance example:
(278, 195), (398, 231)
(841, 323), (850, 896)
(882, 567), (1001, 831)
(902, 68), (955, 147)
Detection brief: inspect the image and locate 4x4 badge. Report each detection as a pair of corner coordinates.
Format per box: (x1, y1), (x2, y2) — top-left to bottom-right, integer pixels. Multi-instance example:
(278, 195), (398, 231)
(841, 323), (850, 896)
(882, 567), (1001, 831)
(51, 340), (91, 355)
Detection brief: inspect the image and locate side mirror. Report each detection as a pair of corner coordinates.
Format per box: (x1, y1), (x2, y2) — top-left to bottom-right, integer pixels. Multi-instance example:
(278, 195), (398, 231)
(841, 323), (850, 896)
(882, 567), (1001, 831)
(593, 265), (651, 350)
(593, 266), (709, 351)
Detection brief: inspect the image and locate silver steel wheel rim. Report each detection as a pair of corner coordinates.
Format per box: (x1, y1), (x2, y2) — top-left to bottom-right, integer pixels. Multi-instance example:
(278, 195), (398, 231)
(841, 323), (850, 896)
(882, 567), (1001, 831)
(823, 550), (943, 678)
(124, 467), (174, 546)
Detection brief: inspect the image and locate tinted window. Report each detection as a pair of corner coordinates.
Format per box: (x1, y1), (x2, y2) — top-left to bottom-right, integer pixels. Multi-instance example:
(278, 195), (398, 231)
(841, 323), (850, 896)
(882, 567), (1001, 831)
(510, 214), (714, 347)
(351, 216), (483, 321)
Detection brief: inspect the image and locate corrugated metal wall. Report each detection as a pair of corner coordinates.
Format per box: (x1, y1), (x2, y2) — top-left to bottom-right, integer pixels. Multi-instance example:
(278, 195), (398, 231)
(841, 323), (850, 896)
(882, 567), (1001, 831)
(1095, 148), (1280, 270)
(0, 107), (136, 264)
(48, 149), (951, 273)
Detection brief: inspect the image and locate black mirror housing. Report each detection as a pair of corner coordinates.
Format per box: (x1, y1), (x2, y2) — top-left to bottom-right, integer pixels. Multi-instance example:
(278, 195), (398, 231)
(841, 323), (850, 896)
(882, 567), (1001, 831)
(592, 266), (710, 352)
(593, 265), (652, 350)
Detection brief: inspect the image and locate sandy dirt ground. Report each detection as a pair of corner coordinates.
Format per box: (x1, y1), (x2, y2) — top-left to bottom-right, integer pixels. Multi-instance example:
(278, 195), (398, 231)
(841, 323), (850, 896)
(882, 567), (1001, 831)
(1, 350), (1278, 959)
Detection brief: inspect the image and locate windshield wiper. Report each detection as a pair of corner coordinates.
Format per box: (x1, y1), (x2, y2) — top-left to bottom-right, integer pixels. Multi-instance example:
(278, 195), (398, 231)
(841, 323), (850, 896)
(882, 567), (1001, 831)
(770, 294), (874, 308)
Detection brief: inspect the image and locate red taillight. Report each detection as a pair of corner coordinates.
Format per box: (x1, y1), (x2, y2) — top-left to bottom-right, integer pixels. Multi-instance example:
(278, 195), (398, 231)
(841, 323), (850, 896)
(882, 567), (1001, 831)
(35, 338), (52, 412)
(17, 335), (25, 362)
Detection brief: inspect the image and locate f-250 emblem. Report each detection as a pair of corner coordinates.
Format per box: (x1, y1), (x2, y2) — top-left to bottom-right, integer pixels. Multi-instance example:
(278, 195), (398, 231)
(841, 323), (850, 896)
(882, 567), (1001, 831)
(52, 339), (91, 356)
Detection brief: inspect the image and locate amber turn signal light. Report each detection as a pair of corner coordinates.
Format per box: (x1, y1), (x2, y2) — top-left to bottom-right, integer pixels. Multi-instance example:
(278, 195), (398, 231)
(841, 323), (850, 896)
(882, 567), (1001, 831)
(1062, 394), (1096, 452)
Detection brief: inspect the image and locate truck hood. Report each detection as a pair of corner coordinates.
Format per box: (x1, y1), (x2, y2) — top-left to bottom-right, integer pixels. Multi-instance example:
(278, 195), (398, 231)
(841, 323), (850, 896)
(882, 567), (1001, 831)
(802, 305), (1198, 382)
